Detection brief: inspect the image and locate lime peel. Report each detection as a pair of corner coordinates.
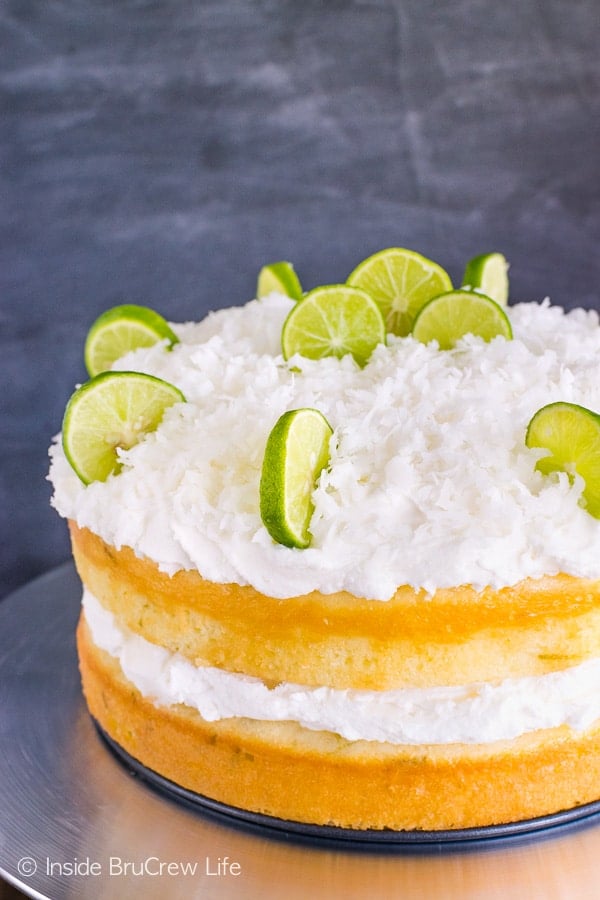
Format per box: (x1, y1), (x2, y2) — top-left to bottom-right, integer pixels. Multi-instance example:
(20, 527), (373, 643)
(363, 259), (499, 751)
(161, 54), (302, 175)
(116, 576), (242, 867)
(259, 408), (333, 549)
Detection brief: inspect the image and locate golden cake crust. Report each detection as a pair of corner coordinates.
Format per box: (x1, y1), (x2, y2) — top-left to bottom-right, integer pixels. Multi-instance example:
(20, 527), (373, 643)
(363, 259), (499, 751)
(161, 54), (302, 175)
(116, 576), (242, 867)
(71, 522), (600, 690)
(78, 615), (600, 831)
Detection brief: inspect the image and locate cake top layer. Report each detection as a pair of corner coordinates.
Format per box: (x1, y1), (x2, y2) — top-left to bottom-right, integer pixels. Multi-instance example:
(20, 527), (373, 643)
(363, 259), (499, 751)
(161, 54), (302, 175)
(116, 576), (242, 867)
(49, 293), (600, 600)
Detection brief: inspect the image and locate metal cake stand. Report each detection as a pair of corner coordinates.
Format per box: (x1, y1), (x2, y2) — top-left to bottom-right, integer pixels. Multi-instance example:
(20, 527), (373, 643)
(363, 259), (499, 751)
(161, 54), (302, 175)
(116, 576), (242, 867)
(2, 564), (600, 899)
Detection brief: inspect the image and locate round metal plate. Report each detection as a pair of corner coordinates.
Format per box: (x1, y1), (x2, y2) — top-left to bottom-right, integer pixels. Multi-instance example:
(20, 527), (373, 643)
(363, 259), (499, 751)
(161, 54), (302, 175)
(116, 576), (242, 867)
(3, 563), (600, 899)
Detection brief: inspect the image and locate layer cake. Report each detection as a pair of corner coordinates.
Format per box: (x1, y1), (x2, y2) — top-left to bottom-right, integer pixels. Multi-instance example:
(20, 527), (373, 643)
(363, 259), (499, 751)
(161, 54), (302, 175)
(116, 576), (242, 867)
(49, 291), (600, 830)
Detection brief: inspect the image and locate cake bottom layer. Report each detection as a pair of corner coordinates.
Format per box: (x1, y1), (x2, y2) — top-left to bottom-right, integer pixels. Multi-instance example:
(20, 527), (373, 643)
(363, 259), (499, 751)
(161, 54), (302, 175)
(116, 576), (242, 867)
(78, 615), (600, 831)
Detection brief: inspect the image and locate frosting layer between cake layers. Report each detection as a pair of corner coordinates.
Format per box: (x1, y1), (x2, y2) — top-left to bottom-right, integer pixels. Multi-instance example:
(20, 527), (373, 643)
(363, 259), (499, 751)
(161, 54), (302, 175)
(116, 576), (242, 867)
(83, 588), (600, 746)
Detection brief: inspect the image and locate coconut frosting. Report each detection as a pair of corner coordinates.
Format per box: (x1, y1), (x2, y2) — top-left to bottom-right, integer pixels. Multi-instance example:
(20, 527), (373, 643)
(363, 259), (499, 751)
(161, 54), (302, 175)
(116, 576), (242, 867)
(83, 588), (600, 745)
(49, 293), (600, 600)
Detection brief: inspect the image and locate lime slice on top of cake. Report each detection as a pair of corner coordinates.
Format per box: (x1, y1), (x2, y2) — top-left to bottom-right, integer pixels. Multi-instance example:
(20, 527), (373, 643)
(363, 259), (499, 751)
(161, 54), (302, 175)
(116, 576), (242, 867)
(84, 304), (179, 377)
(257, 261), (303, 301)
(526, 401), (600, 517)
(347, 247), (452, 336)
(62, 371), (185, 484)
(259, 407), (333, 549)
(412, 289), (513, 349)
(462, 252), (510, 306)
(281, 284), (386, 366)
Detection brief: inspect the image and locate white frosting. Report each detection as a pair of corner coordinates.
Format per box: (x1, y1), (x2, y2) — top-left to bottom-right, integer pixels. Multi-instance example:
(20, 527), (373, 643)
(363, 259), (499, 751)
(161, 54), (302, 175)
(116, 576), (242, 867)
(49, 293), (600, 599)
(83, 588), (600, 745)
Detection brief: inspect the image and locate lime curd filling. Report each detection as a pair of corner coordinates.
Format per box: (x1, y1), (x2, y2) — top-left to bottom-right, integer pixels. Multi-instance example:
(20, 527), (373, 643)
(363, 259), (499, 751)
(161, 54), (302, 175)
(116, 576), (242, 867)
(84, 589), (600, 745)
(50, 294), (600, 599)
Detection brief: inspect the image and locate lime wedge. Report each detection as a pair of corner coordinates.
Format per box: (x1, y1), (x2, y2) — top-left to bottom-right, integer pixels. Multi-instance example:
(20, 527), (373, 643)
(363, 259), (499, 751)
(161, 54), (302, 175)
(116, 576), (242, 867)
(281, 284), (385, 366)
(84, 304), (179, 377)
(412, 290), (513, 349)
(259, 408), (333, 549)
(462, 252), (509, 306)
(257, 261), (303, 301)
(62, 371), (185, 484)
(526, 402), (600, 517)
(346, 247), (452, 336)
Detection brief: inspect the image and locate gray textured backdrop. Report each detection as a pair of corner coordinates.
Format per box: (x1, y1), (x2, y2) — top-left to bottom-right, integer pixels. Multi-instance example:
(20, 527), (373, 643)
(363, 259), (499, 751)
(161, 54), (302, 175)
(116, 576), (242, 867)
(2, 0), (599, 599)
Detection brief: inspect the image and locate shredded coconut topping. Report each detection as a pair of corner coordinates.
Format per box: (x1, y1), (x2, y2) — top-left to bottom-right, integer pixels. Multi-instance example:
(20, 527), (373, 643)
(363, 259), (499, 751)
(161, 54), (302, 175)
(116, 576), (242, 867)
(49, 294), (600, 600)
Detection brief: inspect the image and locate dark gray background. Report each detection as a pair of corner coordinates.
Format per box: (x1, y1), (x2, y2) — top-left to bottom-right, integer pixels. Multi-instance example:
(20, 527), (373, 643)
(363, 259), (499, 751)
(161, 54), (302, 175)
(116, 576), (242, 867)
(2, 0), (599, 600)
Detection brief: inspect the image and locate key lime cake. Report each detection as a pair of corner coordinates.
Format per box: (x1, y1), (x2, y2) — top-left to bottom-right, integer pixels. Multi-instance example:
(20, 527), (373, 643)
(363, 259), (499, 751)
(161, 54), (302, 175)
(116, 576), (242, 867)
(48, 249), (600, 831)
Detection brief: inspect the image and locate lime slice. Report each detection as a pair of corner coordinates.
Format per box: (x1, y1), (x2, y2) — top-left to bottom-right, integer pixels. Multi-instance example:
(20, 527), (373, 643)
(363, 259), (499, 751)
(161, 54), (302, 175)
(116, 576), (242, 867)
(412, 289), (513, 349)
(462, 252), (509, 306)
(346, 247), (452, 336)
(84, 304), (179, 377)
(526, 402), (600, 517)
(259, 408), (333, 549)
(257, 261), (303, 301)
(281, 284), (385, 366)
(62, 371), (185, 484)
